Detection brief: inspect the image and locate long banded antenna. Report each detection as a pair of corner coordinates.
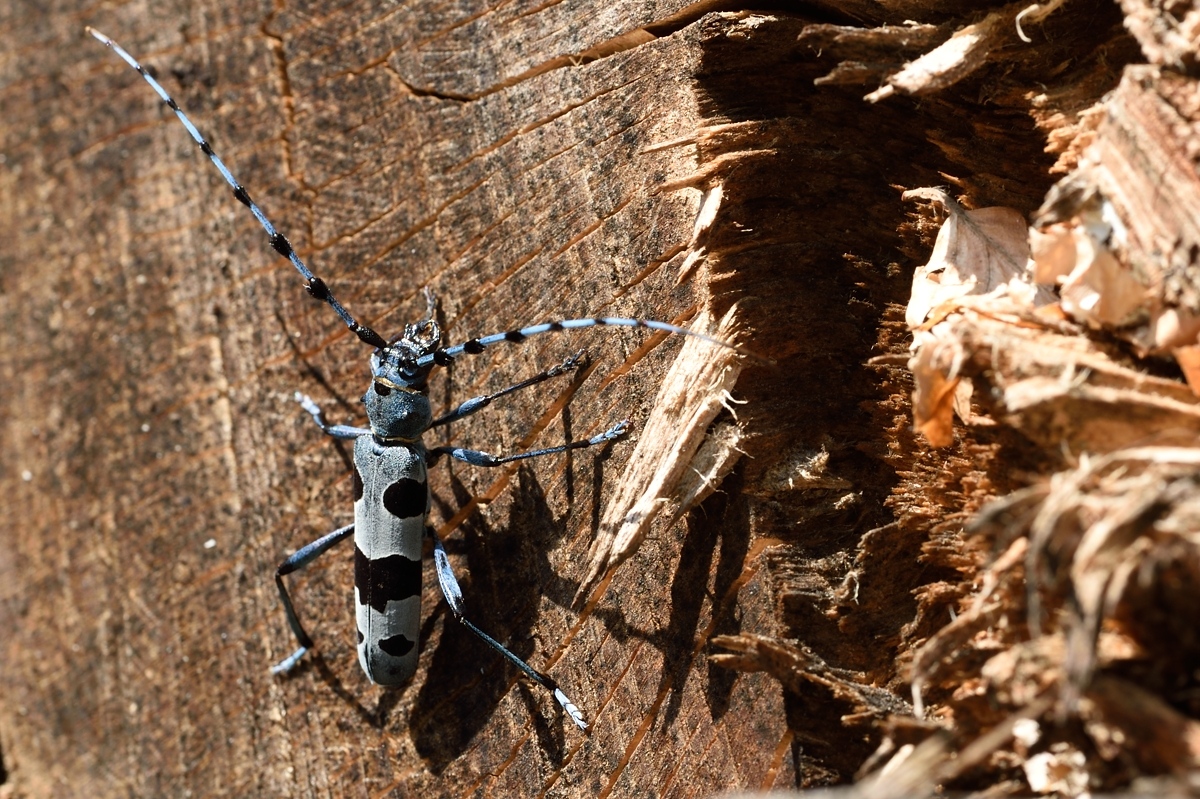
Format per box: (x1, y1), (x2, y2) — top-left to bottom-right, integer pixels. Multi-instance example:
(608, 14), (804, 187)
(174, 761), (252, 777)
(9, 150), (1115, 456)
(418, 316), (756, 369)
(87, 27), (387, 350)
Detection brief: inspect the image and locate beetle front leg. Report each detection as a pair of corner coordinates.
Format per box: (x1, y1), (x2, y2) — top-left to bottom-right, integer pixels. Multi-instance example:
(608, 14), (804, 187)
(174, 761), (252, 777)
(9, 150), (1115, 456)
(296, 392), (371, 440)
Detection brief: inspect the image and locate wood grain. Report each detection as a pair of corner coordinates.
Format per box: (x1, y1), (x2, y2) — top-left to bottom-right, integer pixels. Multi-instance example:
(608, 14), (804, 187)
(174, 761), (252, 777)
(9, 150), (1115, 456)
(2, 2), (786, 796)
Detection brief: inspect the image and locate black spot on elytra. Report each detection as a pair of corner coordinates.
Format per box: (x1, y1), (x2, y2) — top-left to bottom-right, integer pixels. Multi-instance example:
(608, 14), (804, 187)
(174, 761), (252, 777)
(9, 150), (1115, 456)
(383, 478), (425, 519)
(378, 634), (415, 658)
(352, 467), (364, 502)
(357, 628), (365, 644)
(355, 546), (421, 613)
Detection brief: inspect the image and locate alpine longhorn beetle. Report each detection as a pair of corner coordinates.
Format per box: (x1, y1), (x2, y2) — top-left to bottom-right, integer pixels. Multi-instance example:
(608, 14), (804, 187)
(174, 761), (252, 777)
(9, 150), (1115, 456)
(89, 27), (744, 731)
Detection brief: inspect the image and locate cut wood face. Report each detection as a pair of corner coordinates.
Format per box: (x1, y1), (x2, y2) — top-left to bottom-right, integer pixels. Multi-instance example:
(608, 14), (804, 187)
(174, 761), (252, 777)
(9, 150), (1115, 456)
(6, 3), (787, 796)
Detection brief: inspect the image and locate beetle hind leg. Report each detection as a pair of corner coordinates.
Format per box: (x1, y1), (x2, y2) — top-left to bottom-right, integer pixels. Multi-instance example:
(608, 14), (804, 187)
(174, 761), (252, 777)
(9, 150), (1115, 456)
(270, 522), (355, 675)
(430, 532), (588, 731)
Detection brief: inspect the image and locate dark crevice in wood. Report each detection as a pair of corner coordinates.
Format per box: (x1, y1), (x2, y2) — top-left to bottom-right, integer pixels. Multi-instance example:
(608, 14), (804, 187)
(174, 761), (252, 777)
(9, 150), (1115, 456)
(383, 61), (476, 102)
(260, 9), (301, 192)
(689, 2), (1138, 786)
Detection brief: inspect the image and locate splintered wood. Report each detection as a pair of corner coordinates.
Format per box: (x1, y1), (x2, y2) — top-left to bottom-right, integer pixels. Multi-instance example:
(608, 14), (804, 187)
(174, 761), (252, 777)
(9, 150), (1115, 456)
(905, 450), (1200, 788)
(907, 65), (1200, 444)
(576, 306), (745, 607)
(893, 20), (1200, 795)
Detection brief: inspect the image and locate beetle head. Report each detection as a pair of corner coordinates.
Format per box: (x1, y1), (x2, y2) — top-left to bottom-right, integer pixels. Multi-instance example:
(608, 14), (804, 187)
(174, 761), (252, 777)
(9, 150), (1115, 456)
(363, 319), (440, 440)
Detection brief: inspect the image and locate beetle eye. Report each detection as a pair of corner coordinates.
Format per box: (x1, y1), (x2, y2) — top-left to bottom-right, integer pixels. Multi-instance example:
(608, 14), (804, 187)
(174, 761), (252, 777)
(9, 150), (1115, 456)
(374, 381), (392, 396)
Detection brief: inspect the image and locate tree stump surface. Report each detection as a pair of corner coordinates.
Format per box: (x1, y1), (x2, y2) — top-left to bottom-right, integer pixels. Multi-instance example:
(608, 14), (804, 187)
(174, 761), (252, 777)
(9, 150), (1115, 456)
(3, 0), (1198, 797)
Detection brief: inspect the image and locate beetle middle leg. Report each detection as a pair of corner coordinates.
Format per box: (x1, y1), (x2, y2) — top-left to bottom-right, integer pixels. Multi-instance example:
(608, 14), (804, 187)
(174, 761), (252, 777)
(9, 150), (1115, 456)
(427, 419), (628, 468)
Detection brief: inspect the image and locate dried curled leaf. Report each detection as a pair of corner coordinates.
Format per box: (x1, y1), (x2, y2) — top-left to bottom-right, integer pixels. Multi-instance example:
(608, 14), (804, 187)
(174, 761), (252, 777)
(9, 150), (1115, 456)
(903, 189), (1058, 445)
(904, 188), (1052, 330)
(1030, 219), (1145, 329)
(1174, 342), (1200, 394)
(908, 329), (964, 448)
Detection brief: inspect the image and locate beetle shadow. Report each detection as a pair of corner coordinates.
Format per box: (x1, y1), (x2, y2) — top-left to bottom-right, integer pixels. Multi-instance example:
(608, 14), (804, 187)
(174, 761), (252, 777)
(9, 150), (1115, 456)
(583, 462), (751, 727)
(658, 466), (750, 727)
(295, 649), (407, 730)
(411, 461), (575, 770)
(274, 307), (361, 472)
